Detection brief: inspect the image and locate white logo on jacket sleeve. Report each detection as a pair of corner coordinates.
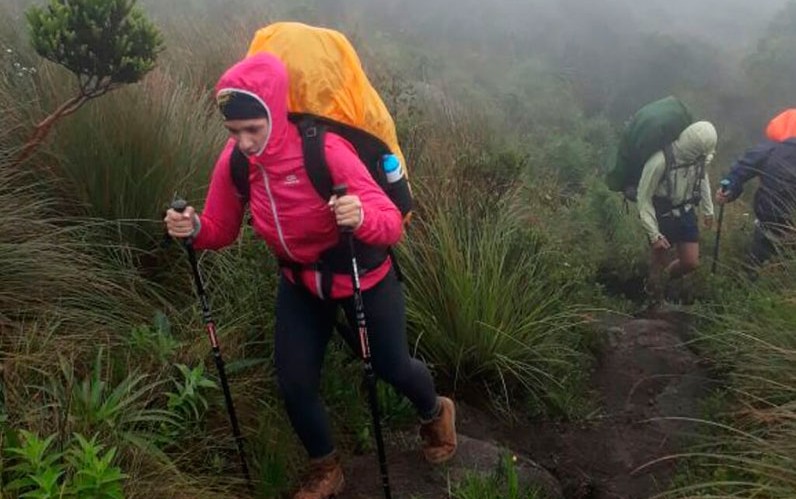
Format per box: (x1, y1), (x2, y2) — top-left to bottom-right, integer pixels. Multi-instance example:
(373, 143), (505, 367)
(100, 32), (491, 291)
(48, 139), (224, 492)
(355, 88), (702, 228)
(284, 174), (300, 186)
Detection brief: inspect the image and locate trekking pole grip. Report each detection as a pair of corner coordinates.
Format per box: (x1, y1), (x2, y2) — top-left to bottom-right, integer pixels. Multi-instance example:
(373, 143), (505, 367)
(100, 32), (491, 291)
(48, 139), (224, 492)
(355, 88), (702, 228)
(332, 184), (354, 234)
(170, 198), (195, 247)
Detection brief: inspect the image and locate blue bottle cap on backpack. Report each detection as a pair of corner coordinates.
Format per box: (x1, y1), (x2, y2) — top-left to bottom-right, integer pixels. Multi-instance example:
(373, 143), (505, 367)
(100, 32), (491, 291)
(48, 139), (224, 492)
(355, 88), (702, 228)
(383, 154), (402, 183)
(383, 154), (400, 173)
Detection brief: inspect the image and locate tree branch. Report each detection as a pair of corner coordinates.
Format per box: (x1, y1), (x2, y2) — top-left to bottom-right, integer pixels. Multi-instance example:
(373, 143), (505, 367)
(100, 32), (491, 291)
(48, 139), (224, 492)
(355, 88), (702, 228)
(14, 94), (91, 165)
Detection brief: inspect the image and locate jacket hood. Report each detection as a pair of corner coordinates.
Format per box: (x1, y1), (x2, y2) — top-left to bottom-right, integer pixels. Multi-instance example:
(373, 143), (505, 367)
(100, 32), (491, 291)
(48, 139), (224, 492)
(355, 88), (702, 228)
(215, 53), (290, 160)
(673, 121), (717, 164)
(766, 109), (796, 142)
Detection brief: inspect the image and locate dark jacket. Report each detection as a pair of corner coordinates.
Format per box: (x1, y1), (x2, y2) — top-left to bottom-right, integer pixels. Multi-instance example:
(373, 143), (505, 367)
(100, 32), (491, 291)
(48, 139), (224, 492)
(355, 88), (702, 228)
(723, 138), (796, 223)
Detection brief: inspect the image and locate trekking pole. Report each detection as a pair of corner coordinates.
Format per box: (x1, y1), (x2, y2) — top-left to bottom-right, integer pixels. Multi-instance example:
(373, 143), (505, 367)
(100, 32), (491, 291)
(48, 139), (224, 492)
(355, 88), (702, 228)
(170, 199), (253, 490)
(711, 180), (730, 274)
(332, 185), (392, 499)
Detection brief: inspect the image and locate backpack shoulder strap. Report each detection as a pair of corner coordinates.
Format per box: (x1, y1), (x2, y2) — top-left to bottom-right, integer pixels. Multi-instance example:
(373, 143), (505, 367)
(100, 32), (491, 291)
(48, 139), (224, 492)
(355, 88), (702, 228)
(662, 144), (676, 198)
(230, 147), (251, 205)
(662, 144), (676, 172)
(690, 154), (707, 204)
(294, 116), (333, 201)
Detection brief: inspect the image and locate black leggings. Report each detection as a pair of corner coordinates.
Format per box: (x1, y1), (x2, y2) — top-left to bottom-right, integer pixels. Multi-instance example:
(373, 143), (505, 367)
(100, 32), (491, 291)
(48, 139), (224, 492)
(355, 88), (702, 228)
(274, 269), (438, 458)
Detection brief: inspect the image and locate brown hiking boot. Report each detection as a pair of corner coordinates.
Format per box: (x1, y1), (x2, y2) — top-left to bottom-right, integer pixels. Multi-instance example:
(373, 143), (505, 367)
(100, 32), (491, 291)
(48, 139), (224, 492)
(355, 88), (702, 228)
(293, 451), (345, 499)
(419, 396), (457, 464)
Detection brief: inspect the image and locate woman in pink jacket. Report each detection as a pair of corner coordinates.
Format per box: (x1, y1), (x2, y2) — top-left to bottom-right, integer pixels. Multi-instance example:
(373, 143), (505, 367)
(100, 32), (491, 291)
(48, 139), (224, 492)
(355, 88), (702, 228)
(165, 53), (456, 498)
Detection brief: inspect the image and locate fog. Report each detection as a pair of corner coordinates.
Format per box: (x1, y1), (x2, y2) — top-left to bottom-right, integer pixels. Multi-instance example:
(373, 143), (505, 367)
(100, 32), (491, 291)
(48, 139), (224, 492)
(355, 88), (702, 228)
(266, 0), (794, 113)
(5, 0), (795, 142)
(288, 0), (787, 54)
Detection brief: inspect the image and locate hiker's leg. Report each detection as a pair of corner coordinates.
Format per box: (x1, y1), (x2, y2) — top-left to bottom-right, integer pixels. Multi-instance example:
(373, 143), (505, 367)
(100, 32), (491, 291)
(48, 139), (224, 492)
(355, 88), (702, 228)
(274, 276), (337, 458)
(647, 211), (678, 300)
(668, 242), (700, 279)
(749, 222), (776, 267)
(342, 269), (439, 420)
(647, 246), (670, 300)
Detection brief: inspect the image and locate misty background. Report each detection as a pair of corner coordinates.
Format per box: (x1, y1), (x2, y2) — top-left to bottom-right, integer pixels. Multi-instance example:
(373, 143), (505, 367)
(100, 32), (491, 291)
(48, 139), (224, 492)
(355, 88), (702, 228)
(137, 0), (795, 155)
(6, 0), (793, 152)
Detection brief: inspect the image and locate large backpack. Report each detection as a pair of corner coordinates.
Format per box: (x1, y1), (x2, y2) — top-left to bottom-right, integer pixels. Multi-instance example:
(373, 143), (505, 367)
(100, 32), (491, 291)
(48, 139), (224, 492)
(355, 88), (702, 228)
(606, 96), (694, 200)
(229, 22), (412, 221)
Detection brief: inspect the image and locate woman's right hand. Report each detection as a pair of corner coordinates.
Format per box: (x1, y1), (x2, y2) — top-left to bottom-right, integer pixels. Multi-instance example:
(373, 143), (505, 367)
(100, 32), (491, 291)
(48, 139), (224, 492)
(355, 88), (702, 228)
(164, 206), (197, 238)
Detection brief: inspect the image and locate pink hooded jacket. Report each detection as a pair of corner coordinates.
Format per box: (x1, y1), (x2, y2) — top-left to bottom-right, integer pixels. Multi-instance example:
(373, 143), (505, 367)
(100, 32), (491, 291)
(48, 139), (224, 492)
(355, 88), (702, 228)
(192, 53), (403, 299)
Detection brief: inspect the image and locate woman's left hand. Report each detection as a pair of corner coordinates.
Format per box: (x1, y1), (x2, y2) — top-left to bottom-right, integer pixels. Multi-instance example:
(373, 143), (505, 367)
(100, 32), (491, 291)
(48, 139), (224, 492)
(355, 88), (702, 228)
(329, 194), (363, 229)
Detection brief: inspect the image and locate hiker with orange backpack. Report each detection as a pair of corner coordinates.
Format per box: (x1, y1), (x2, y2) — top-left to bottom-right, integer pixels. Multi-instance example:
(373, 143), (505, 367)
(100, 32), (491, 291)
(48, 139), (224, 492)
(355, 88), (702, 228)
(715, 109), (796, 274)
(165, 24), (456, 499)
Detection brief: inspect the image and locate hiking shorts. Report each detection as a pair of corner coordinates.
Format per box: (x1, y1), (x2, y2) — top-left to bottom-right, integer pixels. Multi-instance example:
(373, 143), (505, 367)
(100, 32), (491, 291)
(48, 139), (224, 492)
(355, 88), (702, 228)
(657, 209), (699, 244)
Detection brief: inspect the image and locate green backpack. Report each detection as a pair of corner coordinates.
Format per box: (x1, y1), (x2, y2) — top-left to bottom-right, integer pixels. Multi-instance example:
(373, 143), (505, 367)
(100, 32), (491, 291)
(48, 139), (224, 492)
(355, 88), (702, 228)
(606, 96), (694, 200)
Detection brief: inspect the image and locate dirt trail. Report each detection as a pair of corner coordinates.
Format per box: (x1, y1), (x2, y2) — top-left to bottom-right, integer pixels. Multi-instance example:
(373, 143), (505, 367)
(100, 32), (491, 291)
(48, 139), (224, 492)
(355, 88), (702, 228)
(341, 310), (713, 498)
(459, 310), (713, 499)
(341, 433), (563, 499)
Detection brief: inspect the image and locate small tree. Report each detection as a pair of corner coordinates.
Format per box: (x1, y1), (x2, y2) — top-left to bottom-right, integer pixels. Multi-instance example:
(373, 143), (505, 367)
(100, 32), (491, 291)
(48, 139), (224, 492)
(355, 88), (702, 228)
(17, 0), (163, 163)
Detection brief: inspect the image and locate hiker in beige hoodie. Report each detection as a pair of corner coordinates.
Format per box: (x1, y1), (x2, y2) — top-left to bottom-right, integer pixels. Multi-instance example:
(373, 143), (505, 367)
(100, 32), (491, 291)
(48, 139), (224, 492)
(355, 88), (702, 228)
(637, 121), (716, 302)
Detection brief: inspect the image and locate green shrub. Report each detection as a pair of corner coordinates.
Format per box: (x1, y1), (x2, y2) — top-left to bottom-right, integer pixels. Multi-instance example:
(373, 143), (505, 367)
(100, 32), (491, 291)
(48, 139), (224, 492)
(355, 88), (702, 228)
(401, 181), (585, 413)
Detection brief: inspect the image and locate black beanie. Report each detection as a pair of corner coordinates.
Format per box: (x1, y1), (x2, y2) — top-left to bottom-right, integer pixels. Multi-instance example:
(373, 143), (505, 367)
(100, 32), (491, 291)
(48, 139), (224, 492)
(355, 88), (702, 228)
(216, 89), (269, 121)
